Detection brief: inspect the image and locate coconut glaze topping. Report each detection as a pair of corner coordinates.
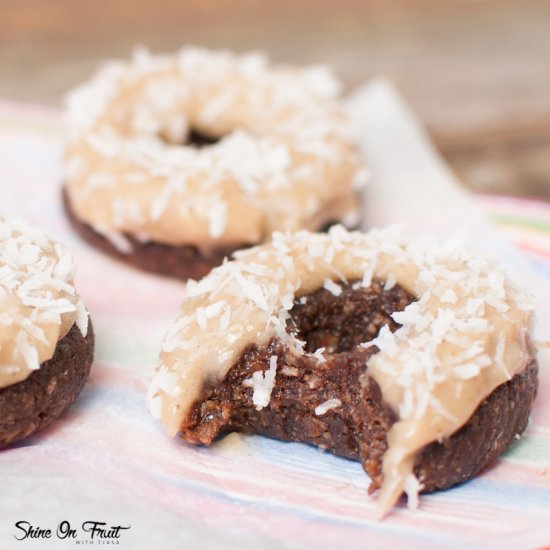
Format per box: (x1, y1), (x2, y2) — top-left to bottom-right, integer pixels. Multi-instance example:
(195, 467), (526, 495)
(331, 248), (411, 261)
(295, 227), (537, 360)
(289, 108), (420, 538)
(64, 47), (367, 251)
(0, 217), (88, 389)
(149, 225), (535, 514)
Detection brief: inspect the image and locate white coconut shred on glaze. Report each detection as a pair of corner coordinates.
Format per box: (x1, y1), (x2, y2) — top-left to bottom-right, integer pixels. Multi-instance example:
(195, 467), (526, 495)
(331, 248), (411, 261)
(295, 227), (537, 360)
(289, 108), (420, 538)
(0, 216), (88, 389)
(148, 225), (535, 515)
(64, 47), (368, 250)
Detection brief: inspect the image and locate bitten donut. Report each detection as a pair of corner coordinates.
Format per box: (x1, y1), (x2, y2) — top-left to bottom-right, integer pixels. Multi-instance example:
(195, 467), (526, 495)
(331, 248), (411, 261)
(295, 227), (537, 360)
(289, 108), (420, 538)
(0, 217), (94, 448)
(62, 47), (368, 278)
(148, 226), (538, 516)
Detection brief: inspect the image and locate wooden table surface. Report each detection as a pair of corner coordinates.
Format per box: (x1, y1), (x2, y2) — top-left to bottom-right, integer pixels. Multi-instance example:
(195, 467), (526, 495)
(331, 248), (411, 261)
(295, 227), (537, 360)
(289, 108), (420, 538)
(2, 0), (549, 198)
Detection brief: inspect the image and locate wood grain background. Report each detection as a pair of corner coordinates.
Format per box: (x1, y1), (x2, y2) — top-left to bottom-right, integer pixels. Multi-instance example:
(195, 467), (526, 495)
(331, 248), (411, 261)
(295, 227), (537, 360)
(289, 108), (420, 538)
(2, 0), (549, 198)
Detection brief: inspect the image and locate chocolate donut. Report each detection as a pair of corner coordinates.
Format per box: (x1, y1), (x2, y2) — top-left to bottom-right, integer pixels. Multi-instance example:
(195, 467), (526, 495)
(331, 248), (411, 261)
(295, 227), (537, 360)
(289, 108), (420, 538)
(62, 47), (367, 278)
(0, 217), (94, 448)
(149, 226), (538, 515)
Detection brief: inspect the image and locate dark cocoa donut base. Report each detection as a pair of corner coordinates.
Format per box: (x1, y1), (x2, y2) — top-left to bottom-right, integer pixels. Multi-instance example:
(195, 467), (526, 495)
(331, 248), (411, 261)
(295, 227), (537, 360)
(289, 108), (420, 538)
(179, 281), (538, 496)
(415, 359), (537, 492)
(62, 188), (246, 280)
(62, 188), (356, 280)
(0, 321), (95, 448)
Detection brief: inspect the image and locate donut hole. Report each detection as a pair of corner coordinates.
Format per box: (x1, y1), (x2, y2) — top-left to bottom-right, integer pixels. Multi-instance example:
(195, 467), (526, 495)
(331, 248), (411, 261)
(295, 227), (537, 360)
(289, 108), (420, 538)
(159, 127), (223, 148)
(186, 129), (222, 148)
(287, 279), (415, 355)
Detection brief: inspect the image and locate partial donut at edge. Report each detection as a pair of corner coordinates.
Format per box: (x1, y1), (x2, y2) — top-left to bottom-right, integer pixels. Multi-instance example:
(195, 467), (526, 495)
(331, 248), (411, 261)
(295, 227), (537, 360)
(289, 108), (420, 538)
(0, 321), (95, 448)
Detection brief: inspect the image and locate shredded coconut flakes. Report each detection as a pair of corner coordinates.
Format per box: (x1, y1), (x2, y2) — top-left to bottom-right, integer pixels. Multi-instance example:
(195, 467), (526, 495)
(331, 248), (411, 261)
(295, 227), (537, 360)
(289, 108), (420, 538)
(244, 355), (278, 411)
(314, 398), (342, 416)
(0, 217), (87, 388)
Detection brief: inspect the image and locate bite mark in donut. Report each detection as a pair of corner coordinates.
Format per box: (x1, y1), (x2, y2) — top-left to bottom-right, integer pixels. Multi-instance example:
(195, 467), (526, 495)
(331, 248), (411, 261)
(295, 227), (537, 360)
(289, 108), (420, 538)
(180, 281), (411, 479)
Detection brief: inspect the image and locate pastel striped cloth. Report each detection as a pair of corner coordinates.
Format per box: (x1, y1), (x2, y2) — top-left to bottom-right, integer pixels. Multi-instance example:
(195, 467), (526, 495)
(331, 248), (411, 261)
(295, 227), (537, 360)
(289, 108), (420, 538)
(0, 82), (549, 550)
